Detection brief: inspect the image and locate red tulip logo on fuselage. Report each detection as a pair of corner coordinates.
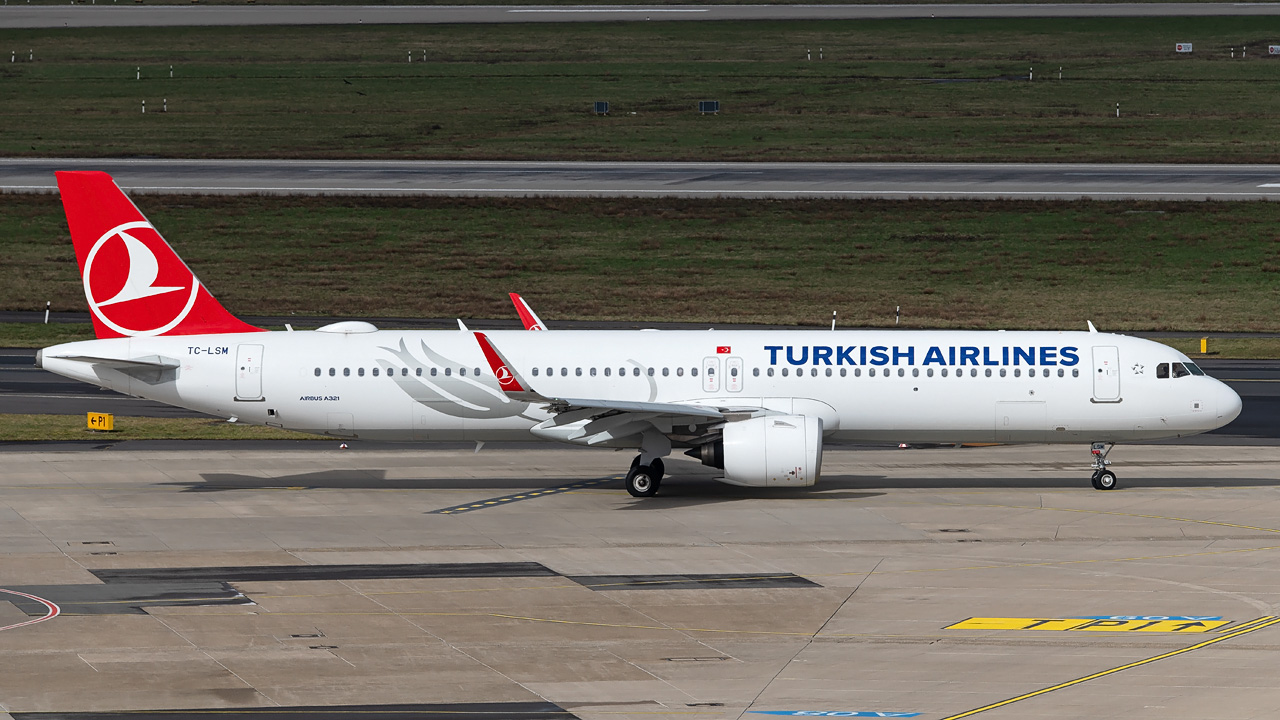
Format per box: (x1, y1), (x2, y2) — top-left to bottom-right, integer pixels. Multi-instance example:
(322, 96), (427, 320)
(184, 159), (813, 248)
(82, 222), (200, 337)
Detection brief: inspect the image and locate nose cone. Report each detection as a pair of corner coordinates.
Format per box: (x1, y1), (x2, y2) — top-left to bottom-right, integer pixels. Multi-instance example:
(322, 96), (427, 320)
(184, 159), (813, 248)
(1217, 381), (1243, 426)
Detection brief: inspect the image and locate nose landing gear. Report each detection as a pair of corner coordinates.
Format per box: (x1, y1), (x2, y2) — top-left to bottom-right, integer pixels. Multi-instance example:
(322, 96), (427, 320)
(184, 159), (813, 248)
(1089, 442), (1117, 490)
(625, 456), (665, 497)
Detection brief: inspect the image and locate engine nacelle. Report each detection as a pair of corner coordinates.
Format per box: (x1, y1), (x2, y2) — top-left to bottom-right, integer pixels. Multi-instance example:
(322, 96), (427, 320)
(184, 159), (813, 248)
(692, 414), (823, 487)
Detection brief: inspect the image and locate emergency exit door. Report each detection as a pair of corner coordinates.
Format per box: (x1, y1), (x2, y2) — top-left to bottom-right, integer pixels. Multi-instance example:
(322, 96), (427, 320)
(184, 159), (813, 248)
(1091, 345), (1120, 401)
(235, 344), (264, 401)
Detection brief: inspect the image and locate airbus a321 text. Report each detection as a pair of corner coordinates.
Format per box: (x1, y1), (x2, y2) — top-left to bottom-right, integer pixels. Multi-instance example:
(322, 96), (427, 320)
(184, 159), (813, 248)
(38, 172), (1243, 496)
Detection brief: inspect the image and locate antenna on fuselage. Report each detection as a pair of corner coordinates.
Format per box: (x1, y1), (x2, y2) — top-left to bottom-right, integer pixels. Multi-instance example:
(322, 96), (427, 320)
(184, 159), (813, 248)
(457, 319), (469, 331)
(831, 310), (837, 331)
(1087, 321), (1098, 333)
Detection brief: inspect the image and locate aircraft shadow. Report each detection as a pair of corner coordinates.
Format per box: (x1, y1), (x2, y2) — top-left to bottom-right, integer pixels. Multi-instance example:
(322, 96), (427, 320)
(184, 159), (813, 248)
(173, 470), (609, 492)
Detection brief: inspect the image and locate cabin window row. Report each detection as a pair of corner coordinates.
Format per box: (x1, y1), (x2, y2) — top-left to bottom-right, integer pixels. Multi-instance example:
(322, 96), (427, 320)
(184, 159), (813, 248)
(752, 367), (1081, 378)
(314, 366), (481, 378)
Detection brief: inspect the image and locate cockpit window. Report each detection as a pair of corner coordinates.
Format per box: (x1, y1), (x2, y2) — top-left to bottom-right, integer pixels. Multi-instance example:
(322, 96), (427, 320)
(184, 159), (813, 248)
(1184, 362), (1205, 376)
(1171, 362), (1190, 378)
(1156, 363), (1169, 379)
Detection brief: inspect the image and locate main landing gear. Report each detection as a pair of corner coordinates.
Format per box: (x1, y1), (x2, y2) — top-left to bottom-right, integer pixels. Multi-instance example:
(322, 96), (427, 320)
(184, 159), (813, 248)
(1090, 442), (1117, 490)
(625, 456), (665, 497)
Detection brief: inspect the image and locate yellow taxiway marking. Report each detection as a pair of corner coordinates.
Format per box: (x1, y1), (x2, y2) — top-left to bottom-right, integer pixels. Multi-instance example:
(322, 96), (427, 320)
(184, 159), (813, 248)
(946, 617), (1229, 633)
(938, 616), (1280, 720)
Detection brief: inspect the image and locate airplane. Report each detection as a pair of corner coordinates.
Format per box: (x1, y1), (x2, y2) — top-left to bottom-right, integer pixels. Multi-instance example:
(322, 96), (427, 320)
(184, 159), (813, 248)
(37, 171), (1243, 497)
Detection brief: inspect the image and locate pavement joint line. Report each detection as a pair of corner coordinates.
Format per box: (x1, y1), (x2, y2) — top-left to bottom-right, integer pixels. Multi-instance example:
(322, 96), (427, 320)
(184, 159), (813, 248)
(427, 476), (617, 514)
(935, 500), (1280, 535)
(936, 615), (1280, 720)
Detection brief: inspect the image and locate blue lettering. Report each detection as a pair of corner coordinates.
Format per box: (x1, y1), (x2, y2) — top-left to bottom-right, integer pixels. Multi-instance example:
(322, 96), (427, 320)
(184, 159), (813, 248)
(983, 347), (1000, 366)
(836, 346), (856, 365)
(787, 346), (809, 365)
(959, 346), (980, 366)
(948, 346), (956, 365)
(1060, 346), (1080, 366)
(813, 346), (833, 365)
(766, 346), (783, 365)
(860, 346), (867, 365)
(870, 346), (890, 366)
(923, 346), (946, 365)
(1002, 346), (1009, 365)
(1013, 347), (1035, 366)
(1039, 346), (1058, 365)
(893, 346), (915, 365)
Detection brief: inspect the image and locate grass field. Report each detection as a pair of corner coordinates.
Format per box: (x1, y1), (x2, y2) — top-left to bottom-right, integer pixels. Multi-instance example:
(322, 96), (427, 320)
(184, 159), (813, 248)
(6, 193), (1280, 333)
(3, 19), (1280, 161)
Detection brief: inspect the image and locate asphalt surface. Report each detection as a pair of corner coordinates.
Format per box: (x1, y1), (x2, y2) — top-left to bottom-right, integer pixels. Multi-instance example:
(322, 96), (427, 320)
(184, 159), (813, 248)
(9, 159), (1280, 200)
(4, 344), (1276, 440)
(6, 3), (1280, 28)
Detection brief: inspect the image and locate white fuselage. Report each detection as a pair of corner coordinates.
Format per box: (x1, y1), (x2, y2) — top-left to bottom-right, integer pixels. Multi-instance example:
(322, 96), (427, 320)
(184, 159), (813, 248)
(40, 328), (1242, 445)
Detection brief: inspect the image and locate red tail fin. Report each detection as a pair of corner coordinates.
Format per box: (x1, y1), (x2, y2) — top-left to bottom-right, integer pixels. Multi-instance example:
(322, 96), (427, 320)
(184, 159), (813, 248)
(56, 171), (263, 338)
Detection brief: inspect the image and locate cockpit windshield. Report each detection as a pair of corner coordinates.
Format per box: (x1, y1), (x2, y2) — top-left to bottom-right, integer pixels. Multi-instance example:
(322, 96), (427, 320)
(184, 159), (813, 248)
(1172, 362), (1190, 378)
(1184, 362), (1205, 376)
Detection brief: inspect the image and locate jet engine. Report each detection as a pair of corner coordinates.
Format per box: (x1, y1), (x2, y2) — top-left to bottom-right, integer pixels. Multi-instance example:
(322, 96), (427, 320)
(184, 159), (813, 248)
(689, 415), (823, 487)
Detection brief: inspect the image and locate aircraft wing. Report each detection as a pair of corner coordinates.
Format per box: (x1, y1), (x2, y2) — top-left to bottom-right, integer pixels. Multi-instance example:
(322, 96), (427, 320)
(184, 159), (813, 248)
(473, 332), (744, 448)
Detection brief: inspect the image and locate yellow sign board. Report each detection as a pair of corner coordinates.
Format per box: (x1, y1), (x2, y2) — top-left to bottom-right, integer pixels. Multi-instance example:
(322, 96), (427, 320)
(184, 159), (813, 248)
(87, 412), (114, 431)
(946, 617), (1230, 633)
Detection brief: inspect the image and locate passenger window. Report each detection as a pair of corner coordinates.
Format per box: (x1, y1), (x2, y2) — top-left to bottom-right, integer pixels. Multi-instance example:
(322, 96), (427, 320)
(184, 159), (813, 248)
(561, 367), (568, 376)
(1000, 368), (1006, 377)
(576, 368), (583, 377)
(431, 368), (438, 377)
(927, 368), (934, 377)
(344, 368), (351, 377)
(1043, 369), (1050, 378)
(782, 368), (789, 377)
(854, 368), (861, 377)
(913, 368), (920, 378)
(1014, 368), (1021, 377)
(1156, 363), (1169, 379)
(631, 367), (639, 376)
(826, 368), (832, 377)
(1057, 368), (1064, 377)
(898, 368), (905, 377)
(314, 368), (321, 377)
(474, 368), (480, 376)
(662, 368), (669, 377)
(416, 368), (422, 376)
(603, 367), (610, 377)
(691, 368), (698, 377)
(329, 368), (336, 377)
(869, 368), (876, 377)
(460, 368), (467, 376)
(753, 368), (760, 377)
(840, 368), (846, 377)
(968, 369), (975, 377)
(1172, 362), (1190, 378)
(547, 367), (553, 377)
(590, 368), (597, 377)
(647, 367), (655, 376)
(941, 368), (948, 377)
(372, 368), (379, 377)
(985, 368), (991, 377)
(532, 367), (539, 377)
(767, 368), (775, 377)
(358, 368), (365, 377)
(445, 368), (452, 376)
(810, 368), (817, 377)
(677, 367), (685, 377)
(1072, 369), (1079, 377)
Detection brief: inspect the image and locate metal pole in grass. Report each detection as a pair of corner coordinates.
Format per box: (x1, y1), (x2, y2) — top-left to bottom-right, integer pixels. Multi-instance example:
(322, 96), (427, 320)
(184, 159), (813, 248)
(163, 98), (167, 113)
(136, 66), (140, 80)
(1029, 66), (1033, 81)
(169, 65), (173, 78)
(1115, 102), (1120, 118)
(142, 100), (145, 114)
(896, 306), (900, 325)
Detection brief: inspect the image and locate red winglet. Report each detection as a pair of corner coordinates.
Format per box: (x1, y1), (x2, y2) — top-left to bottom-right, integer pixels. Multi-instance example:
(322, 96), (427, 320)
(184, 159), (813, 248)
(475, 332), (526, 392)
(56, 171), (264, 339)
(509, 292), (547, 331)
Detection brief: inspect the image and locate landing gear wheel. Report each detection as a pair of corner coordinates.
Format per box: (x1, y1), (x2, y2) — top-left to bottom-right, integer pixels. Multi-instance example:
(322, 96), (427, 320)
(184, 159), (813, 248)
(626, 465), (660, 498)
(1093, 470), (1117, 491)
(649, 458), (665, 482)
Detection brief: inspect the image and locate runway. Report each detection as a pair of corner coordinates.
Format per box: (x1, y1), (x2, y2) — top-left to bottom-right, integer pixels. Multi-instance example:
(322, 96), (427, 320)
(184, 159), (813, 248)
(2, 443), (1280, 718)
(8, 158), (1280, 200)
(6, 3), (1280, 28)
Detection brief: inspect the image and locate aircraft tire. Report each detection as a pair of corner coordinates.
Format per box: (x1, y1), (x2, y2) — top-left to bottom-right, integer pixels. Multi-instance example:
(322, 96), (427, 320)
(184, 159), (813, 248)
(1095, 470), (1118, 490)
(650, 458), (665, 482)
(626, 466), (660, 498)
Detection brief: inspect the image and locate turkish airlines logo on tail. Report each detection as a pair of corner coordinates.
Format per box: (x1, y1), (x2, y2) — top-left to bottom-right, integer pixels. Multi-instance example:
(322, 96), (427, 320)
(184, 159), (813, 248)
(83, 221), (200, 337)
(496, 366), (515, 385)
